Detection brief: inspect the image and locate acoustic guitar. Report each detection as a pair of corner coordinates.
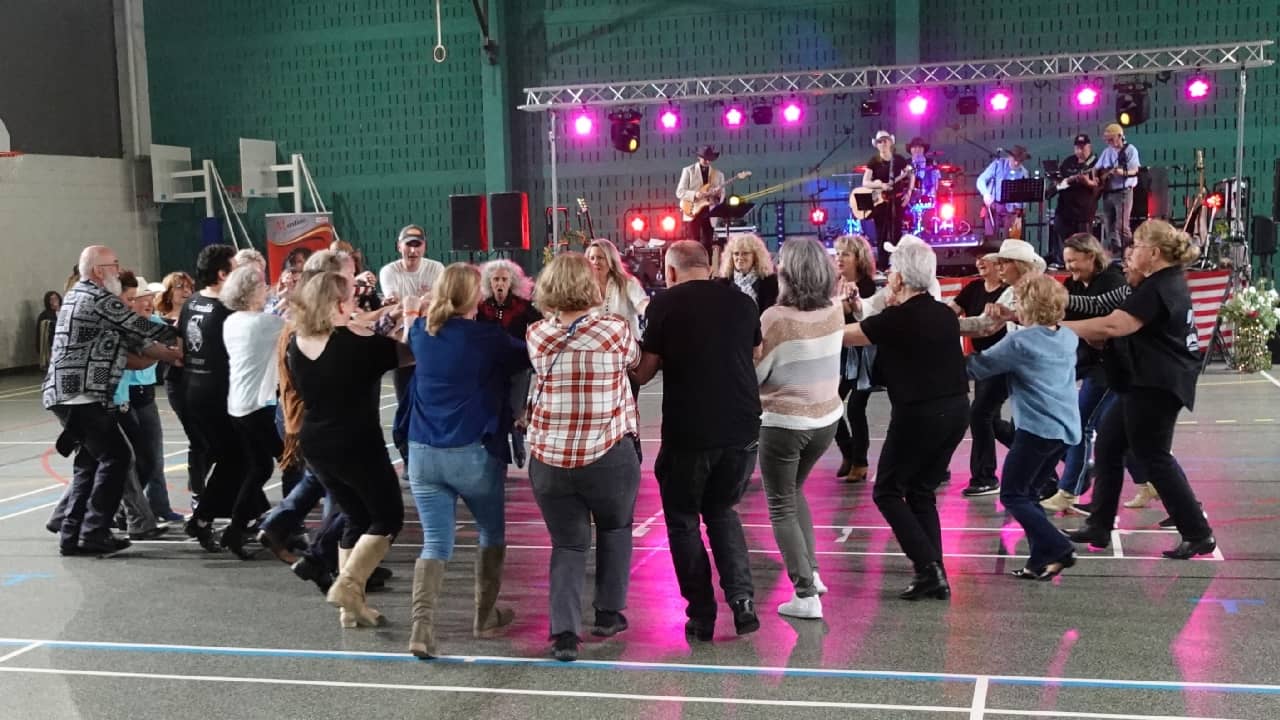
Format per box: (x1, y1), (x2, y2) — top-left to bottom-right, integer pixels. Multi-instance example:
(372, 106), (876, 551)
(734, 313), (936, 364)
(681, 170), (752, 221)
(849, 164), (914, 220)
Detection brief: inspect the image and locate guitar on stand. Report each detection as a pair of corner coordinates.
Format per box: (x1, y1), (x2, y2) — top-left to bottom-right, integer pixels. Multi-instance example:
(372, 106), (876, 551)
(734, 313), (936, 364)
(680, 171), (753, 221)
(576, 197), (596, 241)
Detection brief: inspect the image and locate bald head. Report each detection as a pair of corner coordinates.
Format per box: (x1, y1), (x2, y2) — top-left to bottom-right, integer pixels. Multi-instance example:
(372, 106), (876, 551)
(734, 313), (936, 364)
(663, 240), (712, 287)
(78, 246), (118, 285)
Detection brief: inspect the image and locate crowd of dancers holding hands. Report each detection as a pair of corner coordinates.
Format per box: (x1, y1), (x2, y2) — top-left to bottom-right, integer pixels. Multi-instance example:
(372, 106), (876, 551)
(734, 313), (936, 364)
(41, 217), (1214, 661)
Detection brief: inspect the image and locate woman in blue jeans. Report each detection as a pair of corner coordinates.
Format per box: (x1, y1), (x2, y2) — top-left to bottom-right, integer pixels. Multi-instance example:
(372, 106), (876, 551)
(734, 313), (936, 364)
(969, 275), (1080, 580)
(405, 263), (529, 659)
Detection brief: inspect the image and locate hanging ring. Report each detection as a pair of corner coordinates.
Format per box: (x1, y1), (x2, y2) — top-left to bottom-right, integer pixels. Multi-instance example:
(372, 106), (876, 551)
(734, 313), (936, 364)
(433, 44), (447, 63)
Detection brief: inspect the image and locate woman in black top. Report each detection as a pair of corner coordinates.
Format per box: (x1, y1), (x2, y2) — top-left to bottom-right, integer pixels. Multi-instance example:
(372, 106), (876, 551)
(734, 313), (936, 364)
(37, 291), (61, 371)
(843, 238), (969, 600)
(286, 270), (411, 628)
(832, 235), (878, 482)
(716, 233), (779, 314)
(1063, 221), (1215, 559)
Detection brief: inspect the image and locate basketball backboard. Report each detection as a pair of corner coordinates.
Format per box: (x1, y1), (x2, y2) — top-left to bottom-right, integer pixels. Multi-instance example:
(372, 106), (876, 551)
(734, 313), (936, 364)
(239, 138), (279, 198)
(150, 144), (192, 203)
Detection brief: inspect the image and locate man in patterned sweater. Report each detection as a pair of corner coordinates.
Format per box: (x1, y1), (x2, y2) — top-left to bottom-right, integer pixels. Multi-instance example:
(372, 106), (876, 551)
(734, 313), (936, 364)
(43, 245), (181, 556)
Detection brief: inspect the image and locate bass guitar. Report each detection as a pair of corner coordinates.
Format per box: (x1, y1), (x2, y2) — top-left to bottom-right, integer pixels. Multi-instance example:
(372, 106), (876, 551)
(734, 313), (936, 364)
(849, 164), (914, 220)
(681, 170), (753, 221)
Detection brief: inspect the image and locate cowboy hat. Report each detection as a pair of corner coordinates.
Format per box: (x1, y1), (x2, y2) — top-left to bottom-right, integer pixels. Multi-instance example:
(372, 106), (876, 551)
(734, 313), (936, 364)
(872, 130), (895, 147)
(696, 145), (721, 161)
(996, 239), (1045, 271)
(906, 136), (930, 152)
(1007, 145), (1031, 162)
(883, 234), (930, 254)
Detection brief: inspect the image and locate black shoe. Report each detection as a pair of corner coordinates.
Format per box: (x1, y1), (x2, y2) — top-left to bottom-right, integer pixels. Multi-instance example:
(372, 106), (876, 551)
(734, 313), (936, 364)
(219, 527), (256, 560)
(836, 459), (853, 480)
(184, 518), (221, 553)
(1162, 536), (1216, 560)
(1037, 551), (1077, 580)
(684, 617), (715, 642)
(730, 597), (760, 635)
(590, 610), (629, 638)
(370, 565), (393, 583)
(962, 483), (999, 497)
(551, 632), (580, 662)
(128, 526), (169, 541)
(899, 562), (950, 601)
(1065, 526), (1110, 549)
(59, 542), (82, 557)
(80, 535), (131, 556)
(291, 556), (334, 594)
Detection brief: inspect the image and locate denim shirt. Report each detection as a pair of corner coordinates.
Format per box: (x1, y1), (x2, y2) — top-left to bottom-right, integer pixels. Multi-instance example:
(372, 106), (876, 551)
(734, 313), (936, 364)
(976, 157), (1029, 208)
(967, 325), (1082, 445)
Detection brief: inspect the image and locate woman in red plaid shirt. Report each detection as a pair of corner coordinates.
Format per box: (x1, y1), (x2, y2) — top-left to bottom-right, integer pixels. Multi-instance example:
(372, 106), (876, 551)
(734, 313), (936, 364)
(526, 253), (642, 662)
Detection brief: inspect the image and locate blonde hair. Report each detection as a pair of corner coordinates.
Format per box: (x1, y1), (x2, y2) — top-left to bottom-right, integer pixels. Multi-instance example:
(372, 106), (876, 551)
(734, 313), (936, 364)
(586, 239), (636, 293)
(535, 253), (602, 313)
(156, 271), (194, 315)
(718, 233), (774, 277)
(1016, 274), (1068, 327)
(292, 272), (349, 336)
(426, 263), (481, 335)
(1134, 219), (1200, 266)
(833, 234), (876, 279)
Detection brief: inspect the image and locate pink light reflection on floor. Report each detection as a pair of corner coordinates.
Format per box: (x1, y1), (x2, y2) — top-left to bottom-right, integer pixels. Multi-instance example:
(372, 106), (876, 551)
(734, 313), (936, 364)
(1172, 578), (1231, 718)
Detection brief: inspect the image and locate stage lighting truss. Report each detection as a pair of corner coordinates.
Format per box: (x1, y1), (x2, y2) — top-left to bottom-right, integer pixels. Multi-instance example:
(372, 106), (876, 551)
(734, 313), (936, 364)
(520, 41), (1271, 110)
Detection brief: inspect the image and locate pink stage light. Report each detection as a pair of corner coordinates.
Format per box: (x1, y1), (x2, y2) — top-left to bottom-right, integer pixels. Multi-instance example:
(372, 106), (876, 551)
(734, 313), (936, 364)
(572, 112), (594, 136)
(659, 108), (680, 131)
(1187, 77), (1211, 100)
(988, 90), (1012, 113)
(906, 93), (928, 117)
(1074, 85), (1099, 108)
(724, 106), (745, 127)
(782, 102), (803, 124)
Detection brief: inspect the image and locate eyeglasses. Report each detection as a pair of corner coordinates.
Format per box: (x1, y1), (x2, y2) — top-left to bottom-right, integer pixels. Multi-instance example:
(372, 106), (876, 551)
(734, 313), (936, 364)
(96, 262), (120, 270)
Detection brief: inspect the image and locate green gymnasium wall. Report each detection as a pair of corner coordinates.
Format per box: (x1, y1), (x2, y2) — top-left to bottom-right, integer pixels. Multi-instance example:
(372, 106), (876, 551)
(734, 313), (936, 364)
(145, 0), (1280, 276)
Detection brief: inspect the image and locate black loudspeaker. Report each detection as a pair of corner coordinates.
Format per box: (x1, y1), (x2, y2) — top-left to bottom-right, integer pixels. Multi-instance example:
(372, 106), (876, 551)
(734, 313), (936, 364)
(1252, 215), (1276, 256)
(489, 192), (530, 250)
(450, 194), (488, 251)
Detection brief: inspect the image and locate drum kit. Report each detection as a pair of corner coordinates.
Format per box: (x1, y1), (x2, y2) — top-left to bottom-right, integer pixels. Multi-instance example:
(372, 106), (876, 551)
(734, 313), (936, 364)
(833, 152), (973, 238)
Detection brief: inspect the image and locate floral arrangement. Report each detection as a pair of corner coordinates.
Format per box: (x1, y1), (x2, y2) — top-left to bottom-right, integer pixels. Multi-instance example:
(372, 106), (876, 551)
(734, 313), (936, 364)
(1220, 280), (1280, 373)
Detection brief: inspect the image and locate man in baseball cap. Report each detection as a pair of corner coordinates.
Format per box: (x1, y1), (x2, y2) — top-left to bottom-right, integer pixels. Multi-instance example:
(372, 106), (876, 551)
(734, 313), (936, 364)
(1051, 134), (1100, 268)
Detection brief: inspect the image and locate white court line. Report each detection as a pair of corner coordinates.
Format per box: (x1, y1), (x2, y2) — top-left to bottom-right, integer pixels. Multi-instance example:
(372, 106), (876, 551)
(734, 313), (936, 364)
(0, 666), (968, 714)
(0, 483), (62, 504)
(631, 509), (664, 538)
(1261, 370), (1280, 390)
(1111, 530), (1125, 559)
(0, 502), (59, 523)
(0, 642), (42, 664)
(970, 676), (988, 720)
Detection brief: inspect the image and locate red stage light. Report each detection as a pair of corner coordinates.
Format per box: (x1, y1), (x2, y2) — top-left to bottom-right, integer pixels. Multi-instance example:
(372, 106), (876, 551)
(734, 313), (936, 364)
(629, 215), (647, 234)
(660, 214), (678, 234)
(1204, 193), (1224, 210)
(809, 206), (827, 225)
(939, 202), (956, 221)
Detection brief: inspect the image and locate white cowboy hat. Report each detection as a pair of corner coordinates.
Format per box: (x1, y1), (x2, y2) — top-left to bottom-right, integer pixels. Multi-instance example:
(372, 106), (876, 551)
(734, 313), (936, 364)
(883, 234), (930, 254)
(996, 239), (1046, 271)
(134, 277), (162, 297)
(872, 130), (896, 147)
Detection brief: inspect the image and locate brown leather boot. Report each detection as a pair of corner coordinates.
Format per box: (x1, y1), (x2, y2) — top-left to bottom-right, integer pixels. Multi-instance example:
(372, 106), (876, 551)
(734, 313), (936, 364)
(328, 535), (391, 628)
(410, 559), (446, 658)
(473, 545), (514, 638)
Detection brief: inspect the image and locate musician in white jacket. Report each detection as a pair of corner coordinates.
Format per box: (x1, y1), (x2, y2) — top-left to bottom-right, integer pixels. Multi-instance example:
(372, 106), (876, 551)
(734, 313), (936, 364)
(676, 145), (727, 271)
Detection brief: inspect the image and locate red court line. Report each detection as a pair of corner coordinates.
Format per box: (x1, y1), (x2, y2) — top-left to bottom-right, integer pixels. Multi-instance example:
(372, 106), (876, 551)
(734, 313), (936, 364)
(40, 447), (69, 486)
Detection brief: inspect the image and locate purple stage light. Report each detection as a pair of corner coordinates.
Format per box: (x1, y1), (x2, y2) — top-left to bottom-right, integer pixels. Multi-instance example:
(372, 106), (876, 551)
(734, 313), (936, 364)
(782, 101), (803, 124)
(1074, 85), (1099, 108)
(1187, 76), (1211, 100)
(988, 90), (1011, 113)
(572, 112), (594, 136)
(724, 106), (745, 127)
(907, 93), (928, 117)
(659, 108), (680, 130)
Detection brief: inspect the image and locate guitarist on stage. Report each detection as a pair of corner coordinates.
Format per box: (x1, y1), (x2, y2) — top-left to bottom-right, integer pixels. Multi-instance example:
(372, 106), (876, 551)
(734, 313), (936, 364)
(977, 145), (1031, 241)
(862, 131), (914, 266)
(676, 145), (727, 270)
(1095, 123), (1141, 253)
(1050, 133), (1099, 267)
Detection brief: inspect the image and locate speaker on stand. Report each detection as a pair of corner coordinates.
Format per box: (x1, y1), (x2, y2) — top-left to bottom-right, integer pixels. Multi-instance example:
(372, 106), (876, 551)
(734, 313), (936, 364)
(450, 194), (488, 260)
(490, 192), (530, 252)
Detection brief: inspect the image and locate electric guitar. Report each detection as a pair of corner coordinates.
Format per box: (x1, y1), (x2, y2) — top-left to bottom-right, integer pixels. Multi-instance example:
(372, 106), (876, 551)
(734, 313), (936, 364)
(849, 164), (914, 220)
(576, 197), (596, 240)
(681, 170), (752, 221)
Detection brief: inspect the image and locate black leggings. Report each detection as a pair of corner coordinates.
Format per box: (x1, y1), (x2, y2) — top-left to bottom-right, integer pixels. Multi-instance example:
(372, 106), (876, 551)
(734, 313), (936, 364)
(230, 407), (283, 528)
(834, 380), (871, 466)
(306, 444), (404, 548)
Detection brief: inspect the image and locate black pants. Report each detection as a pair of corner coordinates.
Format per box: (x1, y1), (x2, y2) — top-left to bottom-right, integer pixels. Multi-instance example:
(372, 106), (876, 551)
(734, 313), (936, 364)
(687, 211), (715, 256)
(654, 443), (756, 621)
(167, 377), (206, 507)
(968, 376), (1011, 486)
(1084, 387), (1212, 541)
(870, 203), (902, 268)
(834, 380), (872, 466)
(51, 403), (133, 545)
(230, 407), (283, 528)
(184, 383), (253, 521)
(1052, 212), (1092, 266)
(392, 366), (413, 463)
(873, 395), (969, 571)
(306, 443), (405, 548)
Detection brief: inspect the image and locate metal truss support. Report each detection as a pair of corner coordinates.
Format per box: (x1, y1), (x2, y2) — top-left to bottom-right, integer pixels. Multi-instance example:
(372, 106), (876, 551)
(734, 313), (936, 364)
(519, 41), (1272, 111)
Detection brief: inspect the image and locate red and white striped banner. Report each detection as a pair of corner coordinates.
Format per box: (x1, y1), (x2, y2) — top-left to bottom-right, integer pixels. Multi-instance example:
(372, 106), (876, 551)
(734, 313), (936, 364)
(938, 270), (1231, 349)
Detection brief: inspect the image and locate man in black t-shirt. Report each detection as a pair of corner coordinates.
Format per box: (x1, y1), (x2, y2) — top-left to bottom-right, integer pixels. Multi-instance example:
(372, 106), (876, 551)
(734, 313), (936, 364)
(862, 131), (914, 267)
(632, 241), (761, 640)
(1051, 134), (1100, 267)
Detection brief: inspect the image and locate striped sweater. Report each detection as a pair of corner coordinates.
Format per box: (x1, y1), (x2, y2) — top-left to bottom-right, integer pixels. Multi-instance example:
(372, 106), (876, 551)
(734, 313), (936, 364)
(756, 304), (845, 430)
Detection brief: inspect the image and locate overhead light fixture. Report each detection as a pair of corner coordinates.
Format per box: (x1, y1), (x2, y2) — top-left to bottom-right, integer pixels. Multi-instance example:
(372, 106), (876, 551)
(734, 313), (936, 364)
(1115, 81), (1150, 127)
(957, 86), (979, 115)
(724, 101), (745, 128)
(571, 109), (594, 137)
(859, 92), (882, 117)
(658, 105), (680, 131)
(751, 102), (774, 125)
(1186, 71), (1211, 101)
(608, 110), (642, 152)
(781, 97), (803, 124)
(906, 91), (929, 117)
(1073, 80), (1101, 109)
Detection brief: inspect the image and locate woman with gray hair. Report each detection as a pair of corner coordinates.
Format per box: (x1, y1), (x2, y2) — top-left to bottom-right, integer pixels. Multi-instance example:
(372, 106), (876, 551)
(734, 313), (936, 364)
(220, 264), (287, 558)
(716, 233), (778, 314)
(843, 238), (969, 601)
(755, 238), (844, 618)
(477, 259), (542, 467)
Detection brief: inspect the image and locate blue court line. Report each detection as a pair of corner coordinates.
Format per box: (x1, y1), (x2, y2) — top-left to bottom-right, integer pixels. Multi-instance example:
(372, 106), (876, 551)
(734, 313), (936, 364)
(1, 638), (1278, 695)
(0, 490), (63, 514)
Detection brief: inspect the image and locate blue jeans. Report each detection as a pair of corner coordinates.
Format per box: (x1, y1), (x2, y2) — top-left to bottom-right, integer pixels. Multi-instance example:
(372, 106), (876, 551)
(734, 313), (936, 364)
(1058, 375), (1117, 495)
(408, 441), (507, 560)
(1001, 430), (1075, 570)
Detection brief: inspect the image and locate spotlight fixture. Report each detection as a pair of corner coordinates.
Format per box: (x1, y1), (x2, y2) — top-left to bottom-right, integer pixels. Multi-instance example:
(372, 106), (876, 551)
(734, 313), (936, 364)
(724, 102), (745, 128)
(1186, 72), (1211, 101)
(658, 105), (680, 131)
(571, 110), (594, 137)
(1074, 81), (1100, 109)
(906, 92), (928, 117)
(781, 98), (803, 124)
(608, 110), (642, 152)
(809, 205), (828, 226)
(987, 87), (1012, 113)
(957, 93), (979, 116)
(1204, 192), (1224, 210)
(751, 102), (774, 125)
(859, 92), (882, 118)
(1115, 81), (1150, 127)
(939, 202), (956, 221)
(627, 213), (648, 236)
(659, 213), (679, 235)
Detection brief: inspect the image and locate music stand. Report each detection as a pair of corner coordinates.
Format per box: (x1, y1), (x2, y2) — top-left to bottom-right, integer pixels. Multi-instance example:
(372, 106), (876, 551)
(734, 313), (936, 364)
(710, 201), (756, 222)
(1000, 178), (1049, 251)
(851, 192), (876, 214)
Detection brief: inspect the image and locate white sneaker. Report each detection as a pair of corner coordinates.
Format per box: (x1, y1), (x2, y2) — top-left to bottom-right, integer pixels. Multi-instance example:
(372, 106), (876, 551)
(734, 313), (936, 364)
(812, 571), (828, 595)
(777, 593), (823, 619)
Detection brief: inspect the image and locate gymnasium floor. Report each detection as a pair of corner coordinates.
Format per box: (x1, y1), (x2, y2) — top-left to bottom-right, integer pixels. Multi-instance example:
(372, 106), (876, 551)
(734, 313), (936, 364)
(0, 368), (1277, 719)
